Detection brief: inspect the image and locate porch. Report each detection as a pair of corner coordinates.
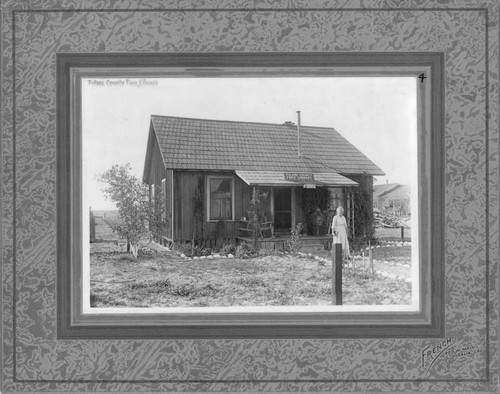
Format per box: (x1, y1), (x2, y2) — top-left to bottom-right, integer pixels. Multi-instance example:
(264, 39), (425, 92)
(236, 234), (333, 252)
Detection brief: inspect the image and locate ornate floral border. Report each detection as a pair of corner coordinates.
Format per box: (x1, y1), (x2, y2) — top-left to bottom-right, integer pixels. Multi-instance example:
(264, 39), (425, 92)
(1, 1), (498, 392)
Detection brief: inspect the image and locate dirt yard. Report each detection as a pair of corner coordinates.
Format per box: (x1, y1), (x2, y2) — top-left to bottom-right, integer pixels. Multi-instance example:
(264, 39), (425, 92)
(89, 213), (412, 308)
(90, 250), (411, 308)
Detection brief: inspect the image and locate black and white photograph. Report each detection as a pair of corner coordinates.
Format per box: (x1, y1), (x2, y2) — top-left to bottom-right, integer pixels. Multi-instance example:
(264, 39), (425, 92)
(82, 76), (419, 313)
(3, 1), (498, 391)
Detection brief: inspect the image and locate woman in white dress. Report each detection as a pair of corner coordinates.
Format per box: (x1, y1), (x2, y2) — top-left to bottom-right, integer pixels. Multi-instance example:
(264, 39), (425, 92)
(331, 206), (351, 259)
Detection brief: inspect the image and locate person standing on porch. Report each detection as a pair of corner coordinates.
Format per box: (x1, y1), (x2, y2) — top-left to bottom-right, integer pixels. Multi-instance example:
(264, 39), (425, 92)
(331, 206), (351, 259)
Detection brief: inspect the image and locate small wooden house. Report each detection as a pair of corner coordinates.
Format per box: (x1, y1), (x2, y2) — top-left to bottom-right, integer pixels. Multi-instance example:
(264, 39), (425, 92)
(373, 183), (411, 216)
(142, 115), (384, 247)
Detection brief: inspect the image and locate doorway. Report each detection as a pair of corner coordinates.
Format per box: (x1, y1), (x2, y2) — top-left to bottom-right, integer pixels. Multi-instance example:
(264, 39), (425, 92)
(273, 187), (292, 233)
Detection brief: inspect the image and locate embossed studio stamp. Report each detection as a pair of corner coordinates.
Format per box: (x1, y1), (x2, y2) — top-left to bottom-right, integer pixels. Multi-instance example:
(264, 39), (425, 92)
(421, 338), (483, 371)
(421, 338), (454, 369)
(443, 344), (483, 358)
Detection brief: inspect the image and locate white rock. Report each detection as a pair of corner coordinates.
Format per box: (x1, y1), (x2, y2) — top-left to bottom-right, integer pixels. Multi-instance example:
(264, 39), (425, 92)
(180, 253), (186, 258)
(227, 254), (234, 258)
(200, 256), (207, 260)
(213, 253), (221, 258)
(193, 256), (199, 260)
(207, 255), (214, 259)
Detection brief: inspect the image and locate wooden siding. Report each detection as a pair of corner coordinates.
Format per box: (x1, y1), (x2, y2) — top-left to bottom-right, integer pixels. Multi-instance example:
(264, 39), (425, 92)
(157, 169), (374, 242)
(147, 138), (166, 185)
(145, 137), (172, 241)
(346, 174), (374, 206)
(165, 169), (173, 239)
(173, 171), (252, 242)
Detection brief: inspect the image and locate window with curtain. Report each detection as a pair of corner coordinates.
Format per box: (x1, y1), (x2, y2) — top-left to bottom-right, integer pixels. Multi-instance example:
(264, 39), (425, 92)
(209, 178), (233, 220)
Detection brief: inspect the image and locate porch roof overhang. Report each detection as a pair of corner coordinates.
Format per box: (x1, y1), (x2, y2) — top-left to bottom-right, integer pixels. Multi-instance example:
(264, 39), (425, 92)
(235, 171), (359, 187)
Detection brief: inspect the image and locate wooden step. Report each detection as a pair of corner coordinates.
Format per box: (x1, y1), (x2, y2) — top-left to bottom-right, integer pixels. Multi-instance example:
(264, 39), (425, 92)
(301, 243), (325, 252)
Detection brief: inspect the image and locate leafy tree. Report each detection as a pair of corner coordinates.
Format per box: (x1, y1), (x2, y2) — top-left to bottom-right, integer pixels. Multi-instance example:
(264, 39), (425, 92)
(149, 183), (170, 242)
(98, 163), (167, 257)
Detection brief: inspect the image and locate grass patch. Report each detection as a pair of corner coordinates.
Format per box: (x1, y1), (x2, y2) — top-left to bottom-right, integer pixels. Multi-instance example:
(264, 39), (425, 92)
(126, 278), (218, 299)
(91, 247), (412, 308)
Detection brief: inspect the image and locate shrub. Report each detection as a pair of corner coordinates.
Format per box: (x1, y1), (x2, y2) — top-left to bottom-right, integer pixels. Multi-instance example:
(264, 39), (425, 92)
(137, 247), (157, 258)
(236, 243), (256, 259)
(220, 243), (236, 256)
(350, 235), (378, 253)
(286, 222), (304, 253)
(203, 247), (213, 256)
(173, 242), (192, 256)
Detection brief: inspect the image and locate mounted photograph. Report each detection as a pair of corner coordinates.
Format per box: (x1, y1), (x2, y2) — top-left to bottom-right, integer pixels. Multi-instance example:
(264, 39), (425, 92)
(81, 75), (419, 313)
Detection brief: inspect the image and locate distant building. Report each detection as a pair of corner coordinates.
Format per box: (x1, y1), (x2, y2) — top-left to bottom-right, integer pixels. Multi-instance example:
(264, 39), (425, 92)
(142, 115), (384, 244)
(373, 183), (411, 216)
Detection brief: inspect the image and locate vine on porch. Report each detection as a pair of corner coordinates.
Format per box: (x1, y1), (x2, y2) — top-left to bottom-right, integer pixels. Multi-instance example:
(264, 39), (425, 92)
(301, 187), (331, 235)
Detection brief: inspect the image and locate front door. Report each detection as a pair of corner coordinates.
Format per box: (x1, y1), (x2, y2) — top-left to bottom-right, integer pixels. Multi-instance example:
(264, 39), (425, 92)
(273, 187), (292, 232)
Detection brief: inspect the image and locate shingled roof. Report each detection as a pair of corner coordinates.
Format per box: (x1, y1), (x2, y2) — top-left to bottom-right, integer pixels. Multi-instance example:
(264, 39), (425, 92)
(374, 183), (411, 199)
(144, 115), (385, 177)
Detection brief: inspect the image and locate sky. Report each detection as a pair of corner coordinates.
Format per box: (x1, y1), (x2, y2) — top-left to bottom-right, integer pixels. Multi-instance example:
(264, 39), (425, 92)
(82, 77), (417, 210)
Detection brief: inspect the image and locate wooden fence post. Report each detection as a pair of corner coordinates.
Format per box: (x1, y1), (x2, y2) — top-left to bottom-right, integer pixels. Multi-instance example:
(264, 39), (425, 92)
(332, 243), (343, 305)
(401, 226), (404, 242)
(89, 207), (96, 243)
(369, 240), (374, 276)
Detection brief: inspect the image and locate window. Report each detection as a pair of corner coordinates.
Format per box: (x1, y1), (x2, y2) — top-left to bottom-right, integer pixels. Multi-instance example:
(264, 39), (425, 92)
(208, 177), (234, 220)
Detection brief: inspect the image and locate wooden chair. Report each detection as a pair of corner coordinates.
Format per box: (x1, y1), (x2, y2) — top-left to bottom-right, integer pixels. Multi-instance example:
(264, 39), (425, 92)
(258, 221), (274, 238)
(238, 220), (274, 239)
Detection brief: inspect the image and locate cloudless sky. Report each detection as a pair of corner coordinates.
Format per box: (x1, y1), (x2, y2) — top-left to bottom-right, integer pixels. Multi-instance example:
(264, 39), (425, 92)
(82, 77), (417, 210)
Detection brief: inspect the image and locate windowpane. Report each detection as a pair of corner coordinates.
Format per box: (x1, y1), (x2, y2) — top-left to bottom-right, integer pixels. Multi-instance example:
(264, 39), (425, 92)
(210, 178), (232, 220)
